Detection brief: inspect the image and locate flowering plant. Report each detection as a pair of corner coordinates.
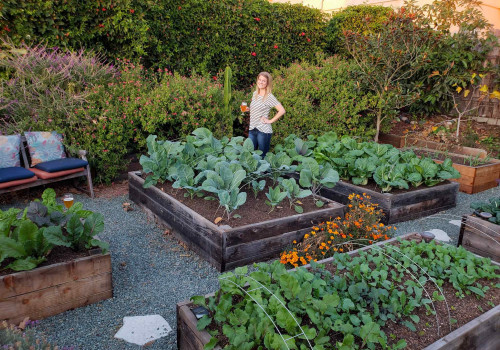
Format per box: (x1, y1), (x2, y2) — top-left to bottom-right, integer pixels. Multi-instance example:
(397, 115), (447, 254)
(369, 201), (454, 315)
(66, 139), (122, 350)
(280, 193), (394, 267)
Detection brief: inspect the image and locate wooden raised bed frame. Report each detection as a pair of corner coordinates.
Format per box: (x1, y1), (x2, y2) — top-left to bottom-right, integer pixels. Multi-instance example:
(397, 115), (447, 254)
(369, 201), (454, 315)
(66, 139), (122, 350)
(459, 214), (500, 263)
(379, 133), (500, 194)
(128, 171), (344, 272)
(177, 233), (500, 350)
(0, 251), (112, 325)
(318, 180), (459, 224)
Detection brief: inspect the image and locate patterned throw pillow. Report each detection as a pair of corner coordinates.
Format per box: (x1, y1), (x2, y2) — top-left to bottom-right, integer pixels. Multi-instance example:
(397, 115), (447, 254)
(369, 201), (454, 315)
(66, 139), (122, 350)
(25, 131), (66, 166)
(0, 135), (22, 169)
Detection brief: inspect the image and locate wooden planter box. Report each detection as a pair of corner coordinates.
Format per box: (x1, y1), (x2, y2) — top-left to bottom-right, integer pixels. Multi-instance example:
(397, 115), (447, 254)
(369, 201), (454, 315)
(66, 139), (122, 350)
(379, 134), (499, 194)
(318, 180), (459, 224)
(428, 151), (500, 194)
(378, 133), (489, 157)
(0, 252), (112, 325)
(128, 172), (344, 272)
(177, 233), (500, 350)
(459, 215), (500, 262)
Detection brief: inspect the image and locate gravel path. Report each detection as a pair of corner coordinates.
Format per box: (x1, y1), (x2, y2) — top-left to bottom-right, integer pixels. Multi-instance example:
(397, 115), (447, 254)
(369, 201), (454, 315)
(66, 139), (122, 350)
(394, 186), (500, 244)
(3, 194), (220, 349)
(1, 185), (499, 349)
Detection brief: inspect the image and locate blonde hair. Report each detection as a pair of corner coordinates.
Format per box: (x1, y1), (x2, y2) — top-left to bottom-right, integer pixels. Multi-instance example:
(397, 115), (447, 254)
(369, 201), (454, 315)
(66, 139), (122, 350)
(255, 72), (273, 99)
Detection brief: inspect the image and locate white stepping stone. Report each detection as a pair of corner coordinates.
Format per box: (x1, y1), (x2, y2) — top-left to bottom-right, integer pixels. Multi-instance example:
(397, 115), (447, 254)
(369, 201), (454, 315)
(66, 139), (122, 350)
(427, 229), (451, 242)
(114, 315), (172, 346)
(449, 220), (462, 227)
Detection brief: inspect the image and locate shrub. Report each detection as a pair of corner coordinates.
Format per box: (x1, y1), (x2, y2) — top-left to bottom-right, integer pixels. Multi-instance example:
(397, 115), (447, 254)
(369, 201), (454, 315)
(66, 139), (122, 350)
(0, 42), (117, 133)
(271, 55), (376, 145)
(143, 0), (328, 87)
(280, 193), (394, 267)
(0, 0), (150, 61)
(66, 63), (244, 183)
(325, 5), (393, 55)
(405, 0), (498, 115)
(344, 8), (436, 142)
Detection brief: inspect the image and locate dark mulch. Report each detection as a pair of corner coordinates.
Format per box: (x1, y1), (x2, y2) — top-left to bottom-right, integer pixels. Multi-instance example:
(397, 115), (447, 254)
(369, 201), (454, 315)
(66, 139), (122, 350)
(155, 179), (337, 228)
(0, 246), (91, 277)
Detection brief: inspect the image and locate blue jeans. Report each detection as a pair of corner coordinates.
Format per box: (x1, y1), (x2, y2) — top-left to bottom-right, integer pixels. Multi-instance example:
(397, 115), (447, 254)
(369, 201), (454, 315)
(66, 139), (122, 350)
(248, 129), (272, 158)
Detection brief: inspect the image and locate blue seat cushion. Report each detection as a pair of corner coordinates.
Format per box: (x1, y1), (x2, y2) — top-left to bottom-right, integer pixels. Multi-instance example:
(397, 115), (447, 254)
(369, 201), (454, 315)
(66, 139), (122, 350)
(0, 167), (36, 183)
(34, 158), (89, 173)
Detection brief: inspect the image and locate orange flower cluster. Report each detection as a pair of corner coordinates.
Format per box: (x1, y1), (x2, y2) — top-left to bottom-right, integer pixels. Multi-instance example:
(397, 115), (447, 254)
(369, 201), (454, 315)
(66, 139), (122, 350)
(280, 193), (395, 267)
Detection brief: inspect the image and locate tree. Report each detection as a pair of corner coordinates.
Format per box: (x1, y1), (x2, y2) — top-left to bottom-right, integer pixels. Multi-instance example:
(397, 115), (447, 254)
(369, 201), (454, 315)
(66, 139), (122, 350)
(344, 7), (435, 142)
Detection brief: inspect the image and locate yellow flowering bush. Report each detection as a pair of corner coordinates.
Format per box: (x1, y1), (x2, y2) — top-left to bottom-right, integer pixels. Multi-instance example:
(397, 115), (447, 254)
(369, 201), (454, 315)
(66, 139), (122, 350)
(280, 193), (395, 268)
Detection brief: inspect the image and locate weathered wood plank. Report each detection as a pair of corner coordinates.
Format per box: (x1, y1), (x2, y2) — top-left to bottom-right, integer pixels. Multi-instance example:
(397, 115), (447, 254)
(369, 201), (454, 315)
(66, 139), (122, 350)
(459, 215), (500, 262)
(225, 201), (343, 246)
(320, 181), (458, 224)
(129, 184), (223, 270)
(129, 174), (222, 246)
(319, 181), (392, 207)
(177, 301), (217, 350)
(0, 272), (112, 321)
(225, 227), (312, 270)
(5, 289), (113, 325)
(0, 254), (111, 299)
(423, 305), (500, 350)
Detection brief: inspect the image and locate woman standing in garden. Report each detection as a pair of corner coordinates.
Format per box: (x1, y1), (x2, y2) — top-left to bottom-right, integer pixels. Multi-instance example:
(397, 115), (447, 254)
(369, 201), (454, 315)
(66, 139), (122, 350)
(248, 72), (285, 157)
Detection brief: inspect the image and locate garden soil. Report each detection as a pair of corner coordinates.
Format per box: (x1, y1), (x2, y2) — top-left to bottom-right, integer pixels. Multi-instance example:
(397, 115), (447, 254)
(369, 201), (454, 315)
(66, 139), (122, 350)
(155, 179), (336, 228)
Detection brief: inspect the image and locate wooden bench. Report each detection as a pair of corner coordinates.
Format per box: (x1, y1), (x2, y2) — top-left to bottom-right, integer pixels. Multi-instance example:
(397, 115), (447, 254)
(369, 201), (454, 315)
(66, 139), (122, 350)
(0, 135), (94, 198)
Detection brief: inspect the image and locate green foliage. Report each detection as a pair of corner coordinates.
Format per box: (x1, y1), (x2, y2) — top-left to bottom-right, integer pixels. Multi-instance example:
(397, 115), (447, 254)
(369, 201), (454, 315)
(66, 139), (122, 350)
(278, 133), (460, 192)
(0, 0), (150, 61)
(271, 55), (376, 145)
(143, 0), (328, 88)
(0, 42), (117, 134)
(265, 186), (287, 212)
(140, 129), (338, 217)
(194, 240), (499, 348)
(344, 7), (436, 142)
(404, 0), (498, 115)
(471, 197), (500, 225)
(325, 5), (393, 55)
(0, 189), (108, 272)
(0, 321), (58, 350)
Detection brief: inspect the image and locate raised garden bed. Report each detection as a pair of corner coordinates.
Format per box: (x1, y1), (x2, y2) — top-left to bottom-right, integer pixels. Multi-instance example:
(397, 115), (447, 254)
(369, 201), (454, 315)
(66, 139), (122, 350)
(318, 179), (459, 224)
(177, 233), (500, 350)
(129, 171), (344, 272)
(459, 215), (500, 262)
(0, 250), (112, 325)
(411, 148), (500, 194)
(378, 133), (489, 157)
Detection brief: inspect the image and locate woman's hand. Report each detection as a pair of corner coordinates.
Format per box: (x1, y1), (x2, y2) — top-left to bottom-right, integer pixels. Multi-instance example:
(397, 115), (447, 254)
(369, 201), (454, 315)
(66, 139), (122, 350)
(260, 116), (270, 124)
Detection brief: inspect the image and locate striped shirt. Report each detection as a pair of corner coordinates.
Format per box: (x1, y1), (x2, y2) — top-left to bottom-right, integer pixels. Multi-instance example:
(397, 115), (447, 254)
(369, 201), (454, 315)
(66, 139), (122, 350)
(249, 92), (281, 134)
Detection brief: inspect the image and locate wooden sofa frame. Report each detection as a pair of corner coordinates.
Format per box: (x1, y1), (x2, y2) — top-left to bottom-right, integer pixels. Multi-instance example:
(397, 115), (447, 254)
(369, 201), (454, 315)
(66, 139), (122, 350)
(0, 135), (94, 198)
